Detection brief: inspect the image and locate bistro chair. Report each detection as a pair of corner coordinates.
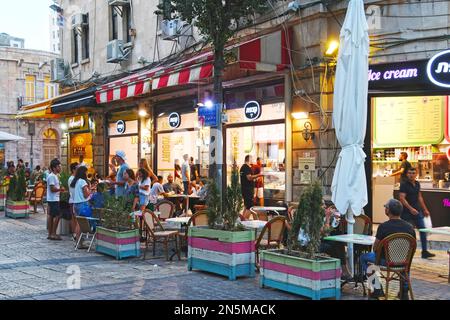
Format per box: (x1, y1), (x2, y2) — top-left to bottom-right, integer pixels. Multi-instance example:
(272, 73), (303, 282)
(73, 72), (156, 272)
(372, 233), (417, 300)
(188, 210), (209, 227)
(75, 216), (96, 252)
(255, 216), (286, 269)
(28, 182), (46, 214)
(155, 200), (176, 220)
(142, 210), (180, 261)
(250, 207), (268, 221)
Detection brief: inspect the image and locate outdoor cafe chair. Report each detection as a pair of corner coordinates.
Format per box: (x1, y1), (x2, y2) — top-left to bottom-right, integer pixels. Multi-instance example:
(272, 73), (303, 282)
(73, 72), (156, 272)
(250, 207), (268, 221)
(28, 182), (46, 214)
(371, 233), (417, 300)
(255, 216), (286, 269)
(155, 200), (176, 220)
(142, 210), (180, 261)
(75, 216), (97, 252)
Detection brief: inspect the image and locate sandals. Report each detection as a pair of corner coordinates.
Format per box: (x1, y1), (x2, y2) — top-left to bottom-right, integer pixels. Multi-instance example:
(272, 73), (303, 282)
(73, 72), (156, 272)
(49, 235), (62, 241)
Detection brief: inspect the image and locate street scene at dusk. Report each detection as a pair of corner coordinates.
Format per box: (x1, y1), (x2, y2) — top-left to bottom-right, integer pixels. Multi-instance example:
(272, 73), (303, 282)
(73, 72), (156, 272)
(0, 0), (449, 307)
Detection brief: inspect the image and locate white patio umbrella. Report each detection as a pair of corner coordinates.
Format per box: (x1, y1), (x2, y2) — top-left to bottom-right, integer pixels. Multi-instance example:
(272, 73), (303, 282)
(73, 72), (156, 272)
(0, 131), (26, 143)
(331, 0), (369, 276)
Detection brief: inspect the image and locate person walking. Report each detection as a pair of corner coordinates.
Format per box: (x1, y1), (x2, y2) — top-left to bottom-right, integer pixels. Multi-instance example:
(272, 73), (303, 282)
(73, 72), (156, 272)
(46, 159), (65, 241)
(67, 162), (80, 242)
(390, 152), (411, 183)
(399, 167), (435, 259)
(110, 151), (129, 198)
(240, 155), (263, 219)
(360, 199), (416, 300)
(181, 154), (190, 195)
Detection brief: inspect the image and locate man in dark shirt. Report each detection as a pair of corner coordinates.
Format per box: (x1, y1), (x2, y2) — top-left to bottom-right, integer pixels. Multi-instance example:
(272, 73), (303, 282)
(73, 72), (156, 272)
(163, 174), (182, 194)
(399, 167), (435, 259)
(360, 198), (415, 299)
(240, 155), (262, 219)
(390, 152), (411, 182)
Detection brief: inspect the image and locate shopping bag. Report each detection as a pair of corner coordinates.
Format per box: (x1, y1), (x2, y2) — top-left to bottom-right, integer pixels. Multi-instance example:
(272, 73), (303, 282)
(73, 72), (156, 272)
(423, 216), (433, 229)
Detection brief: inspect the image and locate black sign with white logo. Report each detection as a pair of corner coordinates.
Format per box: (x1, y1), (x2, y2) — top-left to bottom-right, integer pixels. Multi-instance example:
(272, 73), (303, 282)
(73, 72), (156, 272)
(116, 120), (126, 134)
(244, 101), (261, 120)
(427, 50), (450, 88)
(168, 112), (181, 128)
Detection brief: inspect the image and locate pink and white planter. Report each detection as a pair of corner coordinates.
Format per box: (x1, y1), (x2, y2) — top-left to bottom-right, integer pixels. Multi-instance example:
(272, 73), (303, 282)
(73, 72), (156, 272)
(5, 200), (29, 219)
(260, 249), (341, 300)
(95, 227), (140, 260)
(188, 227), (255, 280)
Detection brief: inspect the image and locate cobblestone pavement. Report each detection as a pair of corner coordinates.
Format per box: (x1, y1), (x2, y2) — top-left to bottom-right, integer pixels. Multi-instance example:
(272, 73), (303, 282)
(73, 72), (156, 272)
(0, 211), (448, 300)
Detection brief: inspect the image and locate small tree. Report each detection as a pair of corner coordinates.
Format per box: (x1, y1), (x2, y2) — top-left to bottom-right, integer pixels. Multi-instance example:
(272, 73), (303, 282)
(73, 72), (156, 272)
(206, 178), (221, 229)
(7, 169), (27, 202)
(223, 162), (243, 230)
(102, 193), (135, 231)
(288, 181), (325, 258)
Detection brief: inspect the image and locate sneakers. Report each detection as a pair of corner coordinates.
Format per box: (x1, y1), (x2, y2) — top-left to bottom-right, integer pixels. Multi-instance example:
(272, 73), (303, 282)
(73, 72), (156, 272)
(421, 251), (436, 259)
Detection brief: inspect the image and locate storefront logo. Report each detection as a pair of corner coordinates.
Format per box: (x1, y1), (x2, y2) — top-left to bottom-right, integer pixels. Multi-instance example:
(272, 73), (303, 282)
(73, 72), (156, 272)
(368, 68), (418, 82)
(244, 101), (261, 120)
(68, 116), (85, 130)
(116, 120), (126, 134)
(168, 112), (181, 128)
(427, 49), (450, 88)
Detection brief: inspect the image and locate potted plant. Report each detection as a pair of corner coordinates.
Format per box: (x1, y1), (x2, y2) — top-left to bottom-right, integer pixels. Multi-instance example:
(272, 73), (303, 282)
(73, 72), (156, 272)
(188, 164), (255, 280)
(259, 181), (341, 300)
(6, 168), (29, 219)
(95, 194), (141, 260)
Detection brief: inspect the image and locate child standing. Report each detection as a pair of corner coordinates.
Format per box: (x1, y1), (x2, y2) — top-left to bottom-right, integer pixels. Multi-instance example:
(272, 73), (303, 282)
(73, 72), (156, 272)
(137, 168), (151, 212)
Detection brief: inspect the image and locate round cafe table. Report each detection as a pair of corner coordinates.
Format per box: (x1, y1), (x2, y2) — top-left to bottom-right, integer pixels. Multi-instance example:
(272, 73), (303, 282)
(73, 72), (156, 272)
(250, 206), (287, 216)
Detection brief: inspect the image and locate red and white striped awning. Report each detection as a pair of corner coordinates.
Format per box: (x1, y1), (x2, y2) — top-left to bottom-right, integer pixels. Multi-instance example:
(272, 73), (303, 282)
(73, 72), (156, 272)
(96, 29), (291, 104)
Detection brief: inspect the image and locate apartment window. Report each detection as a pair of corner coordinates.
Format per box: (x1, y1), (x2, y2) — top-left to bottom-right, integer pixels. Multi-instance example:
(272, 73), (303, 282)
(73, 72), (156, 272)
(25, 75), (36, 104)
(81, 23), (89, 60)
(71, 13), (89, 63)
(72, 28), (79, 63)
(109, 4), (131, 43)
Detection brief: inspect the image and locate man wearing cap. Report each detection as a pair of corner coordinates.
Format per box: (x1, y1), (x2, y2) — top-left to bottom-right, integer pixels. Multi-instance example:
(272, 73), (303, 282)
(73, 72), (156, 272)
(360, 199), (415, 300)
(110, 151), (129, 197)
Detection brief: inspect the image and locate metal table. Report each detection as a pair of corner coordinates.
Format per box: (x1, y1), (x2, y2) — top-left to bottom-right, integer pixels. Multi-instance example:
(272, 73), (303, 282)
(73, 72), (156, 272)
(241, 220), (267, 231)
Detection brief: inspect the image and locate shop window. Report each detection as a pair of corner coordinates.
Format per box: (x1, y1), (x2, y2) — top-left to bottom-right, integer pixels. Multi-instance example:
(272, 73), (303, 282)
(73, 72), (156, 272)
(71, 29), (79, 63)
(226, 123), (286, 200)
(109, 135), (139, 172)
(109, 4), (131, 43)
(42, 129), (59, 168)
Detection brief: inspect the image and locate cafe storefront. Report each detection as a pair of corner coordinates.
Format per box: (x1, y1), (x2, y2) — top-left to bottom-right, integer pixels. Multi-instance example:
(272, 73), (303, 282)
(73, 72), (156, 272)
(368, 50), (450, 227)
(66, 115), (94, 172)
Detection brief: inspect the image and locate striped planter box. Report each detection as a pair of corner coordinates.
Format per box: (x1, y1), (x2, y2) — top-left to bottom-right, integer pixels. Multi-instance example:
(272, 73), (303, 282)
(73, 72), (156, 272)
(5, 200), (29, 219)
(260, 249), (341, 300)
(0, 187), (6, 211)
(95, 227), (140, 260)
(188, 227), (255, 281)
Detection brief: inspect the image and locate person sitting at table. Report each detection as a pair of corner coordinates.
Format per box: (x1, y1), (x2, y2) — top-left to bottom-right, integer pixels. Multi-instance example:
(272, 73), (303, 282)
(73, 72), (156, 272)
(90, 182), (106, 209)
(149, 175), (169, 211)
(360, 198), (416, 300)
(163, 174), (182, 194)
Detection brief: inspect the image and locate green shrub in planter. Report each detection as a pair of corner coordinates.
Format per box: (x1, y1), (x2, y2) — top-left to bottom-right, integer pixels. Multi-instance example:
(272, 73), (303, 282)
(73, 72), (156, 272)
(6, 168), (29, 219)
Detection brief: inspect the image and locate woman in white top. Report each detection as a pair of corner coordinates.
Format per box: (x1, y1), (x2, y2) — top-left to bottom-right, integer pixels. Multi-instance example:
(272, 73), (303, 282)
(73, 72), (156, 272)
(70, 166), (92, 217)
(137, 168), (151, 212)
(68, 162), (80, 241)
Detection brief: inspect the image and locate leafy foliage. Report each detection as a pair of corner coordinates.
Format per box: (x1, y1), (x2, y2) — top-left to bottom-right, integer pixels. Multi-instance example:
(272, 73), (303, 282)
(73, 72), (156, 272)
(206, 178), (221, 228)
(59, 171), (71, 203)
(223, 163), (243, 230)
(288, 181), (325, 258)
(7, 168), (27, 202)
(101, 193), (135, 231)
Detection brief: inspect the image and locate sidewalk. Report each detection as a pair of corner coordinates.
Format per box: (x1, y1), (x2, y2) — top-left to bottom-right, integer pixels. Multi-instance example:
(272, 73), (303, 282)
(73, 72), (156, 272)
(0, 210), (448, 300)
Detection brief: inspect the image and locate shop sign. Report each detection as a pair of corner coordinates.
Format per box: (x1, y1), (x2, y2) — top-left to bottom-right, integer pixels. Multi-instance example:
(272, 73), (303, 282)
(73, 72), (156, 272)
(116, 120), (126, 134)
(198, 106), (218, 127)
(244, 101), (261, 120)
(66, 115), (89, 132)
(299, 157), (316, 171)
(72, 147), (86, 156)
(427, 50), (450, 88)
(168, 112), (181, 128)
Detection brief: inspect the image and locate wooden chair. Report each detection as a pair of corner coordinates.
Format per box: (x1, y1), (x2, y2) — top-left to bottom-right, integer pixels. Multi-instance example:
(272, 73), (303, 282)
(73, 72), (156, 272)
(373, 233), (417, 300)
(142, 210), (180, 261)
(255, 216), (286, 269)
(155, 200), (176, 220)
(28, 182), (46, 214)
(188, 210), (209, 227)
(340, 214), (372, 235)
(250, 207), (269, 221)
(75, 216), (96, 252)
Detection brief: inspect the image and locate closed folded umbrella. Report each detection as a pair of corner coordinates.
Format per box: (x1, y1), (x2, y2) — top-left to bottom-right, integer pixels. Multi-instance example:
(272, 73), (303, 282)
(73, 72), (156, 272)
(0, 131), (26, 142)
(331, 0), (370, 276)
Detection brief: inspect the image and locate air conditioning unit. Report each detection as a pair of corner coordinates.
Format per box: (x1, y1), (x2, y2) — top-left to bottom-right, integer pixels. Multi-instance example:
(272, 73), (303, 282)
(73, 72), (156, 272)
(51, 58), (66, 82)
(71, 13), (88, 28)
(107, 39), (125, 63)
(108, 0), (130, 6)
(160, 19), (192, 40)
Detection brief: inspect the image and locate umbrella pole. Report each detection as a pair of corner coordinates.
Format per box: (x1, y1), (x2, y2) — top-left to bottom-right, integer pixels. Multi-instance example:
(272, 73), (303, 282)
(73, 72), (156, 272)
(346, 209), (355, 277)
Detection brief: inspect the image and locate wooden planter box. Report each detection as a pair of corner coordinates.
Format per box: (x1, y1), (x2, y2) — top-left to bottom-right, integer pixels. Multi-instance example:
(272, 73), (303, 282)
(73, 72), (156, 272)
(0, 187), (6, 211)
(260, 249), (341, 300)
(95, 227), (140, 260)
(5, 200), (29, 219)
(188, 226), (256, 280)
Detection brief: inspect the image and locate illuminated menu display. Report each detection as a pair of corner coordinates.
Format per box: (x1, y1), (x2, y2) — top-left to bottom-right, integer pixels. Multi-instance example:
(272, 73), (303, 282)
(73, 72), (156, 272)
(374, 96), (445, 147)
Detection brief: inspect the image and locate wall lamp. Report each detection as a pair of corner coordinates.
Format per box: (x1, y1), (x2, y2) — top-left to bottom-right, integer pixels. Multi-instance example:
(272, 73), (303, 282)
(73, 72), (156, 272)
(292, 111), (309, 120)
(302, 121), (314, 142)
(139, 109), (148, 117)
(325, 40), (339, 57)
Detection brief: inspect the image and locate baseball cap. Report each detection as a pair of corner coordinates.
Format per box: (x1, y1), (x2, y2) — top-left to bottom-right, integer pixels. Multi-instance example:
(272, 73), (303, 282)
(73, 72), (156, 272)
(115, 150), (127, 161)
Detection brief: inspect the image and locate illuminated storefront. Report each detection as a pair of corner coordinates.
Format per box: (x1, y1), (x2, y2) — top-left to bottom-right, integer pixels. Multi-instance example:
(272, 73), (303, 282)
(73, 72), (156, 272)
(368, 50), (450, 227)
(66, 115), (94, 174)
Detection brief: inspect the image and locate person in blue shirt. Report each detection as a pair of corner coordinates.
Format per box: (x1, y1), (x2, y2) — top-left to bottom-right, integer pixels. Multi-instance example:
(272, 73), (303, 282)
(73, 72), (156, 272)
(109, 150), (129, 198)
(90, 183), (106, 209)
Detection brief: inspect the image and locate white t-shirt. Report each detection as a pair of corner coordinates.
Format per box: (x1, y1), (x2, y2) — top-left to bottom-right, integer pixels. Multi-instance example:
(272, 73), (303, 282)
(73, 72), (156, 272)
(139, 178), (151, 196)
(46, 172), (60, 202)
(73, 179), (88, 204)
(181, 161), (190, 182)
(149, 182), (165, 204)
(68, 175), (75, 204)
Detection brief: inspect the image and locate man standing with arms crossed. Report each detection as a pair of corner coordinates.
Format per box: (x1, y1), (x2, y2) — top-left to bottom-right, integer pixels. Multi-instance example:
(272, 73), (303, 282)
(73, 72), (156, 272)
(399, 167), (435, 259)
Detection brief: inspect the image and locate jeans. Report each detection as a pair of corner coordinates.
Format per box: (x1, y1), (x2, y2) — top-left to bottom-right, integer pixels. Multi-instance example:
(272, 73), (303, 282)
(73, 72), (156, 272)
(405, 211), (427, 252)
(183, 181), (189, 195)
(360, 252), (409, 290)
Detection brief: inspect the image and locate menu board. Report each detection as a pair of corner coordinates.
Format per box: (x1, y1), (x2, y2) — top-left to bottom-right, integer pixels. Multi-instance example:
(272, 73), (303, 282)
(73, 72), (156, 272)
(374, 96), (445, 147)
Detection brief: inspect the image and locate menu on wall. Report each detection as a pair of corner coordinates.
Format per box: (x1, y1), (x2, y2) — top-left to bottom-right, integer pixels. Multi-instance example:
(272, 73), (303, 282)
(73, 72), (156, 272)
(374, 96), (445, 147)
